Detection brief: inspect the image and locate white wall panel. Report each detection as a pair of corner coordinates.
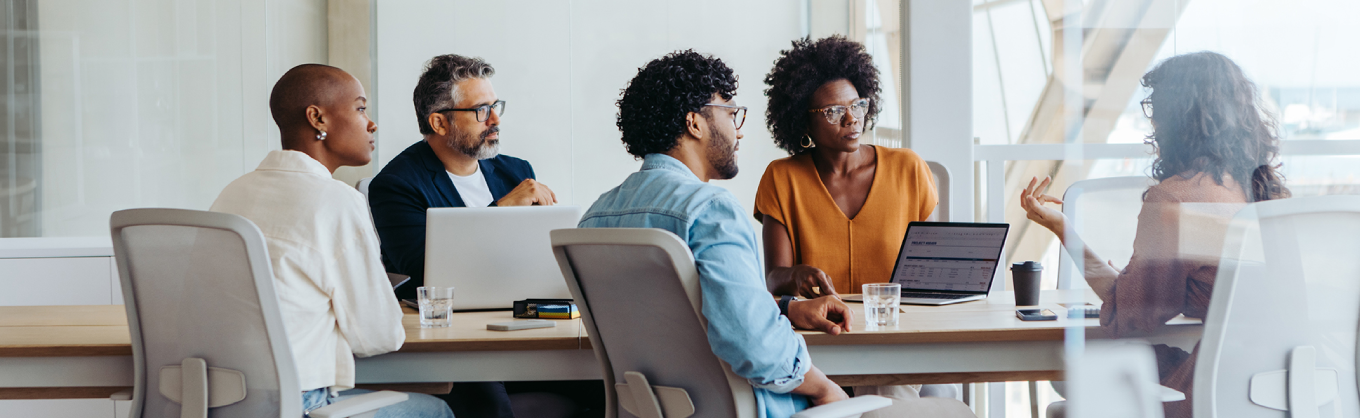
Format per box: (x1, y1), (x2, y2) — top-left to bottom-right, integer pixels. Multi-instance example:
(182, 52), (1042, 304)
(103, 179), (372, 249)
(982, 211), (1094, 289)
(0, 257), (112, 306)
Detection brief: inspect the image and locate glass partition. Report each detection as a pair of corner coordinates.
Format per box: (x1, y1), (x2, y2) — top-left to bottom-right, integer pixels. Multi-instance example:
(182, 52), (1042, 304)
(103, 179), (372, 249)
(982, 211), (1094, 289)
(977, 0), (1360, 416)
(0, 0), (326, 238)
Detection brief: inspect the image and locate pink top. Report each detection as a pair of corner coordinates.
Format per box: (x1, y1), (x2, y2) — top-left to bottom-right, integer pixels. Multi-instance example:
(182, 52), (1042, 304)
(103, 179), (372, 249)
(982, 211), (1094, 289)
(1100, 172), (1248, 418)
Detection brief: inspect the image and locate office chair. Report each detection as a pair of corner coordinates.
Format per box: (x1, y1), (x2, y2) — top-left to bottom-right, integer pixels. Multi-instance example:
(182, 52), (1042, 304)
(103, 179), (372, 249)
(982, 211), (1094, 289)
(1056, 342), (1178, 418)
(1046, 176), (1166, 418)
(925, 161), (950, 222)
(1195, 195), (1360, 418)
(357, 177), (374, 200)
(551, 228), (892, 418)
(1056, 176), (1158, 290)
(110, 208), (405, 418)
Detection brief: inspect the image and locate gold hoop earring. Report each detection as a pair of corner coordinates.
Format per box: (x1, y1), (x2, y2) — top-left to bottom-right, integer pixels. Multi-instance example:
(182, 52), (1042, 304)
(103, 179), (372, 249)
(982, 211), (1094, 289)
(316, 131), (327, 141)
(801, 134), (815, 149)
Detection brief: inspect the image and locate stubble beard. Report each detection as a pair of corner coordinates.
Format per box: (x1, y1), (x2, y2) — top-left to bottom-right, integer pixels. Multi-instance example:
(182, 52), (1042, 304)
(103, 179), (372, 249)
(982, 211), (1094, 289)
(707, 120), (739, 180)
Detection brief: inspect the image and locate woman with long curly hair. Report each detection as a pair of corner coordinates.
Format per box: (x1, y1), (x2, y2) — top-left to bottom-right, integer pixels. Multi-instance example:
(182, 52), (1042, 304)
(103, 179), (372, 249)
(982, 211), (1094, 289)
(756, 35), (938, 299)
(1020, 51), (1289, 418)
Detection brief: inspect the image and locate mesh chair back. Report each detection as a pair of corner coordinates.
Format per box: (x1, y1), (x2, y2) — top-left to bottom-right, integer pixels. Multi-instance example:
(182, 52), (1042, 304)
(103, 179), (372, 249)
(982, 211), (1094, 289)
(112, 208), (300, 418)
(1195, 196), (1360, 418)
(1057, 176), (1158, 289)
(552, 228), (756, 418)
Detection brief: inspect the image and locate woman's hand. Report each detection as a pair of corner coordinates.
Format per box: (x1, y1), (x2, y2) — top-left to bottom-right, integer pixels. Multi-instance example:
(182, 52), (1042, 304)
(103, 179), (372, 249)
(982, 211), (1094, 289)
(788, 265), (837, 299)
(1019, 176), (1067, 241)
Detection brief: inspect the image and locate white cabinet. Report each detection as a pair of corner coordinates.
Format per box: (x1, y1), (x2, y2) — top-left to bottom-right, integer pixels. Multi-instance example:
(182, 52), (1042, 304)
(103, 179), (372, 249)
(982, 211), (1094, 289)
(0, 399), (119, 418)
(0, 257), (114, 306)
(0, 238), (119, 417)
(0, 237), (116, 306)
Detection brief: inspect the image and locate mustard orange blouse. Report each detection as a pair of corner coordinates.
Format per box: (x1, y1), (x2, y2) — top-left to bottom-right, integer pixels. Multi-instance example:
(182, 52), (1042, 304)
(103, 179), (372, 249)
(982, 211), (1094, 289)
(754, 146), (938, 293)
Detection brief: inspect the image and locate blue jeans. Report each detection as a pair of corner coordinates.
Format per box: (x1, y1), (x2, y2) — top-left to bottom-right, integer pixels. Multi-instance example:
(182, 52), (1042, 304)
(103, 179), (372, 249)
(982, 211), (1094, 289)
(303, 388), (454, 418)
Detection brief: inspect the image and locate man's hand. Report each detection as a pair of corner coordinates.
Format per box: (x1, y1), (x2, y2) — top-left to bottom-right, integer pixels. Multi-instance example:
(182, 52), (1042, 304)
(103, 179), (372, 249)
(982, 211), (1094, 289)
(788, 265), (837, 299)
(787, 296), (851, 335)
(495, 179), (558, 206)
(791, 366), (848, 406)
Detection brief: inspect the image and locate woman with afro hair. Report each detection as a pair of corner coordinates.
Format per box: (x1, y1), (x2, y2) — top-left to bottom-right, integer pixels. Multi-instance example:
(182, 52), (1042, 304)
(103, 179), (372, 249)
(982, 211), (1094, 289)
(755, 36), (971, 414)
(755, 36), (938, 300)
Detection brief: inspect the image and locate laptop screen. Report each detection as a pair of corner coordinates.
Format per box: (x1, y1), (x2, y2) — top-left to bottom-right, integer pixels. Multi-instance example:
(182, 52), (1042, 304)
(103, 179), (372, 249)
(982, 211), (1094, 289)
(888, 222), (1009, 293)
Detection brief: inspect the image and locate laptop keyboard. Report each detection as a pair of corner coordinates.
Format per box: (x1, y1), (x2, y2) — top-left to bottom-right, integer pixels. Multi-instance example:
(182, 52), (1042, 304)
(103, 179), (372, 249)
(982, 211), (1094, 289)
(901, 292), (973, 299)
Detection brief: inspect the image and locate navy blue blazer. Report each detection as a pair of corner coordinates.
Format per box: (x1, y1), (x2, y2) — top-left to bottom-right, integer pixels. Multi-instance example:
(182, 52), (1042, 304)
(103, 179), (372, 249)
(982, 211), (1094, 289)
(368, 140), (535, 300)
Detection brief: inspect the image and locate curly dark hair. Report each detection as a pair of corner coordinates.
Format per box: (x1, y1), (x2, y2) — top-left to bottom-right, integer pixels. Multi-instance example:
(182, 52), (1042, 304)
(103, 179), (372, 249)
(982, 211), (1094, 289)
(764, 36), (881, 155)
(413, 54), (495, 135)
(616, 50), (738, 158)
(1142, 51), (1289, 202)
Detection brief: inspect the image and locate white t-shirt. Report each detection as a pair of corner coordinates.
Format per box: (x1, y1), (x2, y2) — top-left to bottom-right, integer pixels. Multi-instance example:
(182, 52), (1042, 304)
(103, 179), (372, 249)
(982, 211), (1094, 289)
(448, 165), (494, 208)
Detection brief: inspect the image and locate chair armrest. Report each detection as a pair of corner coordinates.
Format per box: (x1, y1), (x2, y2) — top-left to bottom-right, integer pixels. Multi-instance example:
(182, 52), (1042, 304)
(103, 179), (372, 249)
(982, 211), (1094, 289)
(791, 395), (893, 418)
(1159, 385), (1185, 402)
(309, 391), (408, 418)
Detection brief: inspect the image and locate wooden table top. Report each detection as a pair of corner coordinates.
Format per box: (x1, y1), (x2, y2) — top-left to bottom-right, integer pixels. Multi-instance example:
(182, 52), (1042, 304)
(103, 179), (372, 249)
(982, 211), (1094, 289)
(0, 290), (1198, 357)
(800, 289), (1200, 345)
(0, 306), (581, 357)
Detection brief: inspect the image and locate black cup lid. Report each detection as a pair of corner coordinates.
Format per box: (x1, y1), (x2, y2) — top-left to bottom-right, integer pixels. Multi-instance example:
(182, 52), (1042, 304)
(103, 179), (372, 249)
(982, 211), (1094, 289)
(1010, 261), (1042, 271)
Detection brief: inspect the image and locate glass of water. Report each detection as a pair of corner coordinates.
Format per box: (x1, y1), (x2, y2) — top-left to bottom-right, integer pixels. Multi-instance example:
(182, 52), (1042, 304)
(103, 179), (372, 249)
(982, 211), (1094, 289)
(862, 283), (901, 328)
(417, 286), (455, 328)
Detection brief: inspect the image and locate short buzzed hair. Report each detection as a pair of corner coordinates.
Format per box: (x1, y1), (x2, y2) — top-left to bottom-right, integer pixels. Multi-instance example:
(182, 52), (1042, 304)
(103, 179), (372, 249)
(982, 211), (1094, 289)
(413, 54), (495, 135)
(269, 64), (351, 145)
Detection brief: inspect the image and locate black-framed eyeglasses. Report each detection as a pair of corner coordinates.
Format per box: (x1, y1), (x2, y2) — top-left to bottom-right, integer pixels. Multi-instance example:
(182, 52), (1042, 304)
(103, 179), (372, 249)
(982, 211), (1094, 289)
(434, 100), (506, 122)
(1140, 97), (1153, 119)
(809, 98), (870, 125)
(703, 103), (748, 130)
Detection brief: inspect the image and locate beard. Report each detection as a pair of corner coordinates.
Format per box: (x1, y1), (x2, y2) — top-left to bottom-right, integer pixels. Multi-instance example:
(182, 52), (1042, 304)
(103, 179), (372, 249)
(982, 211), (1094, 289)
(706, 120), (739, 180)
(448, 126), (500, 160)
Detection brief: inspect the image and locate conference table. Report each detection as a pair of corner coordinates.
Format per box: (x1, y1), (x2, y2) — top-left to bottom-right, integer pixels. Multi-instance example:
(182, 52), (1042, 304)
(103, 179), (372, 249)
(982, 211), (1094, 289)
(0, 290), (1201, 400)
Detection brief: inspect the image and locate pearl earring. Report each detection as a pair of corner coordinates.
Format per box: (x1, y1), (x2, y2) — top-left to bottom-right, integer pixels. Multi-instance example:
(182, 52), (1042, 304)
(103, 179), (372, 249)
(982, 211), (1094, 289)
(316, 131), (327, 141)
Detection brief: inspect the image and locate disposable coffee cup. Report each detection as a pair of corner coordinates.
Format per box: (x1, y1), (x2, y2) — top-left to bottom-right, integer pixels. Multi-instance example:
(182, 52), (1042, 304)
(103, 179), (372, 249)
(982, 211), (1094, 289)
(1011, 261), (1043, 306)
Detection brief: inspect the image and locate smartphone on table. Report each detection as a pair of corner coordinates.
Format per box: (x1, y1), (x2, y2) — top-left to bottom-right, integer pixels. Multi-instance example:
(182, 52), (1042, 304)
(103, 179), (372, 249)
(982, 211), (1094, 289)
(1016, 308), (1057, 321)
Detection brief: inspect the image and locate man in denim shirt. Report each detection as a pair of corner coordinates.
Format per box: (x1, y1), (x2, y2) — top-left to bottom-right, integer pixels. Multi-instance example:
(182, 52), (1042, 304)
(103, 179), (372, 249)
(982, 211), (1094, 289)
(578, 50), (853, 418)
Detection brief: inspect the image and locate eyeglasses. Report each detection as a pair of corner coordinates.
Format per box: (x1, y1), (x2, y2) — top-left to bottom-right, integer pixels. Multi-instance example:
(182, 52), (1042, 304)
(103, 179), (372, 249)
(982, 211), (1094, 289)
(703, 103), (748, 130)
(434, 100), (506, 122)
(1140, 97), (1153, 119)
(809, 98), (870, 125)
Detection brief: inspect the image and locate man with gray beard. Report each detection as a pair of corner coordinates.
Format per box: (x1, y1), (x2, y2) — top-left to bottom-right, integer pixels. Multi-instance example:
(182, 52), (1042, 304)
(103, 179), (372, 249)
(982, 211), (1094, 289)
(368, 54), (597, 418)
(369, 54), (556, 302)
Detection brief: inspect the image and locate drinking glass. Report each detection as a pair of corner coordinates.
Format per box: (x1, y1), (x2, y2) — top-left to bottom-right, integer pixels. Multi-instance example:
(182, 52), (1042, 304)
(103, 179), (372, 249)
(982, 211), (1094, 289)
(862, 283), (901, 328)
(418, 286), (455, 328)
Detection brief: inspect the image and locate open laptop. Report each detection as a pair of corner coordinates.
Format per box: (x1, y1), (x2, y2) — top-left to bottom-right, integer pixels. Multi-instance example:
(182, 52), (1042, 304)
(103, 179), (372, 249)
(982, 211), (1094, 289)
(423, 206), (582, 310)
(847, 221), (1009, 306)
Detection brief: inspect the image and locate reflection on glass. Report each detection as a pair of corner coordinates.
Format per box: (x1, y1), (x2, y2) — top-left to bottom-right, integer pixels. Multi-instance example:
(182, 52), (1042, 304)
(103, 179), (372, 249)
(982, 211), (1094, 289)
(1019, 52), (1290, 418)
(1, 1), (250, 237)
(1, 1), (42, 237)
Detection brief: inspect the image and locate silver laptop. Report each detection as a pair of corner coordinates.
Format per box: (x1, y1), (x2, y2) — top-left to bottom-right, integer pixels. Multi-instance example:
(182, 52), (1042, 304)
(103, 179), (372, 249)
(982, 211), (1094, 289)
(424, 206), (582, 310)
(859, 221), (1009, 306)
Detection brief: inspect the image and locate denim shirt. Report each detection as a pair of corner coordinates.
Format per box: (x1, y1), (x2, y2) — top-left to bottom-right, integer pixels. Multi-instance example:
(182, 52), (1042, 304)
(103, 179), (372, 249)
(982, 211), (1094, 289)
(579, 154), (812, 418)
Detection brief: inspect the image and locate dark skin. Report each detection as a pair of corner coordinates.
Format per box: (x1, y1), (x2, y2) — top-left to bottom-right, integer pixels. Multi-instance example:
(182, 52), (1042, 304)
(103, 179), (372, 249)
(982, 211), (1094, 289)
(666, 93), (850, 406)
(764, 79), (876, 298)
(275, 68), (377, 173)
